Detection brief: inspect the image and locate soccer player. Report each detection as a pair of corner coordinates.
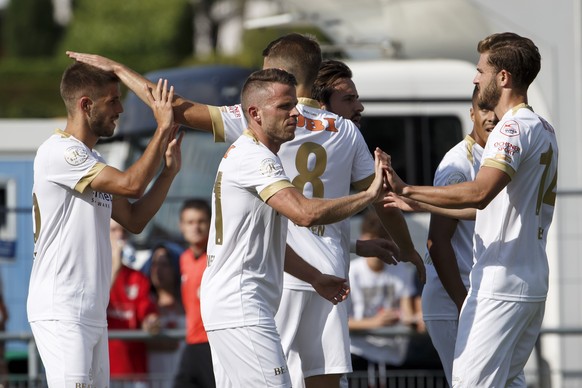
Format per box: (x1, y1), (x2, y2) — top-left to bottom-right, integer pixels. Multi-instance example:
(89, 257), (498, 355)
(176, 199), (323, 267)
(200, 68), (387, 387)
(27, 62), (182, 387)
(311, 59), (365, 129)
(67, 34), (422, 388)
(384, 32), (558, 387)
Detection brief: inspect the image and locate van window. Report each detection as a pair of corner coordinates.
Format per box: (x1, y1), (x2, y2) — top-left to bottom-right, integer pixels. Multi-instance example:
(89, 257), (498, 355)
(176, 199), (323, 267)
(359, 115), (463, 185)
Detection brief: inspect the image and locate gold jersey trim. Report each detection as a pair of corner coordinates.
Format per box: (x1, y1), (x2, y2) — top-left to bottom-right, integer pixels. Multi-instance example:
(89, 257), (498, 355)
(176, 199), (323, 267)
(482, 158), (516, 179)
(464, 134), (477, 164)
(209, 105), (226, 143)
(259, 180), (295, 202)
(297, 97), (321, 109)
(75, 162), (107, 193)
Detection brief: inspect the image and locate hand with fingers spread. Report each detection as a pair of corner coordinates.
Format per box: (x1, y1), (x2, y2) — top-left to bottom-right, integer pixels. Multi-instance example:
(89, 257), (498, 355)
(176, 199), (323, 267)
(146, 78), (175, 134)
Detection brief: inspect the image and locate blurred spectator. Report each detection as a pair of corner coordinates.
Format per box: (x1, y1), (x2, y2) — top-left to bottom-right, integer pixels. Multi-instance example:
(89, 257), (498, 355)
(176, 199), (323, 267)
(143, 241), (186, 387)
(173, 199), (215, 388)
(348, 209), (414, 387)
(108, 219), (159, 387)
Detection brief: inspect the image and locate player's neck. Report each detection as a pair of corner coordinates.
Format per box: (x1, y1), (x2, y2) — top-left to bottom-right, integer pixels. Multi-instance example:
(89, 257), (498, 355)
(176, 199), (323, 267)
(295, 84), (313, 99)
(495, 91), (528, 119)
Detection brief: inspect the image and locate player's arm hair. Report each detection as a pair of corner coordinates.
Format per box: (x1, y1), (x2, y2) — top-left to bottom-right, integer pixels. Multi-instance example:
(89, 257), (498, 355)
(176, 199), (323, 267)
(402, 167), (510, 209)
(267, 186), (375, 227)
(101, 60), (214, 132)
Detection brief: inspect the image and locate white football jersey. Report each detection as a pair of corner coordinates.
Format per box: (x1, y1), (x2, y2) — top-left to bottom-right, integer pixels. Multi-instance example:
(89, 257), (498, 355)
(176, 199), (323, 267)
(210, 98), (375, 290)
(422, 135), (482, 320)
(200, 131), (295, 331)
(472, 104), (558, 302)
(27, 130), (112, 326)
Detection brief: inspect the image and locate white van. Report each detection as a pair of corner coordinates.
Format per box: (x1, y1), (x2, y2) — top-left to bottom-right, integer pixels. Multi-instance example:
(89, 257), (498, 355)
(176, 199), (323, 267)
(345, 58), (477, 254)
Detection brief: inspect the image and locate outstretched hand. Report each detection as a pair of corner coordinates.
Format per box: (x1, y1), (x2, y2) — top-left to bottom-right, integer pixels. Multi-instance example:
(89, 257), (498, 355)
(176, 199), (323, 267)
(368, 148), (390, 202)
(383, 157), (407, 195)
(312, 275), (350, 305)
(66, 51), (118, 72)
(384, 192), (423, 212)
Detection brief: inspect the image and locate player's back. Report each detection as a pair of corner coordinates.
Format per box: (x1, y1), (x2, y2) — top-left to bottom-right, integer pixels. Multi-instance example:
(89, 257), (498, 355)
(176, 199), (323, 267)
(280, 98), (376, 285)
(473, 106), (558, 302)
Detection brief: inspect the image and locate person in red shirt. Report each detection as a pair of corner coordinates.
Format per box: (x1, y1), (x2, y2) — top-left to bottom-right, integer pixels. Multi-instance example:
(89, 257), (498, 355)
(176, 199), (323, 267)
(108, 219), (159, 385)
(173, 199), (215, 388)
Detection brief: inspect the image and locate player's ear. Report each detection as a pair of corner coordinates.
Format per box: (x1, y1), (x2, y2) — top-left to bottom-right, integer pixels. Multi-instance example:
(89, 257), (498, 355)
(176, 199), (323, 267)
(80, 97), (92, 113)
(249, 106), (261, 124)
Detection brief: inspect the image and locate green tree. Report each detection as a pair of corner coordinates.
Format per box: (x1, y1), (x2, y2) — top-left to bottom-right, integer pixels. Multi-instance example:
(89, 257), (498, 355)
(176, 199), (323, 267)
(59, 0), (194, 72)
(3, 0), (63, 57)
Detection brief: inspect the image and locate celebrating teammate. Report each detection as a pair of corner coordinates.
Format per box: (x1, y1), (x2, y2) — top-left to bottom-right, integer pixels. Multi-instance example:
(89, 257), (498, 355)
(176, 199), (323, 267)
(384, 32), (558, 387)
(67, 33), (422, 388)
(27, 62), (182, 387)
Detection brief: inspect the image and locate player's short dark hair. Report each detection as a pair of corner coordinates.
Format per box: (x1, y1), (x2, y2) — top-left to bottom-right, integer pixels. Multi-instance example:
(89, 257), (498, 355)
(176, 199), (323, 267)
(180, 198), (211, 220)
(477, 32), (541, 90)
(262, 33), (322, 88)
(60, 62), (119, 113)
(312, 59), (354, 106)
(241, 68), (297, 118)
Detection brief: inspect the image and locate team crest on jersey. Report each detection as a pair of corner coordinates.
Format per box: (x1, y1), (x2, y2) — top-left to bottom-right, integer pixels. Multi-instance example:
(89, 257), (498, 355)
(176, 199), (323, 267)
(259, 158), (284, 177)
(500, 120), (520, 137)
(64, 145), (89, 166)
(446, 172), (467, 185)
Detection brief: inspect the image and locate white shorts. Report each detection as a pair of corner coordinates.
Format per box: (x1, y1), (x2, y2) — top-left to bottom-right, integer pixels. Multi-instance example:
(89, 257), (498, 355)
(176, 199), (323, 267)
(425, 319), (458, 386)
(207, 324), (291, 388)
(274, 288), (351, 386)
(452, 295), (544, 387)
(30, 320), (109, 388)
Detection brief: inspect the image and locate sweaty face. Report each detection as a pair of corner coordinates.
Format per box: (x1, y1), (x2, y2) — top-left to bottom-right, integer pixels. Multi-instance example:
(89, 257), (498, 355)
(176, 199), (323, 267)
(324, 78), (364, 128)
(260, 83), (299, 146)
(88, 83), (123, 138)
(474, 53), (502, 112)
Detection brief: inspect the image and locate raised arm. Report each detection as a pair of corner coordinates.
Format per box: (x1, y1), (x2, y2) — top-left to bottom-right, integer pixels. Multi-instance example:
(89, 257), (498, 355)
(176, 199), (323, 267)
(386, 159), (510, 210)
(112, 130), (184, 234)
(267, 149), (386, 227)
(66, 51), (214, 132)
(384, 192), (477, 220)
(90, 79), (175, 199)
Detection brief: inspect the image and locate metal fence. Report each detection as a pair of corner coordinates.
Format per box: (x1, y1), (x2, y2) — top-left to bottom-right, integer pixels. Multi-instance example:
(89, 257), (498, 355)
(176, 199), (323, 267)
(0, 328), (450, 388)
(3, 326), (581, 388)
